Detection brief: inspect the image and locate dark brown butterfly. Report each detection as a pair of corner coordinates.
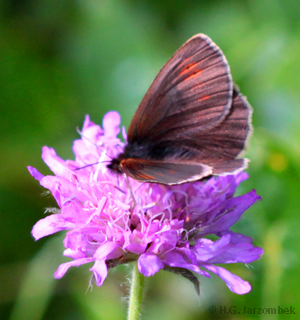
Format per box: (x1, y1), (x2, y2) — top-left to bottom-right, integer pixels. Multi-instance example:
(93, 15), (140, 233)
(107, 34), (252, 185)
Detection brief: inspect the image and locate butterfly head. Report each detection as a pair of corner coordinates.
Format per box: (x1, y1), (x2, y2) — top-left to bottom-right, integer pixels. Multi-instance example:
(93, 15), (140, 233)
(107, 154), (125, 174)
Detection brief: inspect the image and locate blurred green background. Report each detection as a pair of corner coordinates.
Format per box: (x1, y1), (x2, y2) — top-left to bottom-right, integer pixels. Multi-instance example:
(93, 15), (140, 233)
(1, 0), (300, 319)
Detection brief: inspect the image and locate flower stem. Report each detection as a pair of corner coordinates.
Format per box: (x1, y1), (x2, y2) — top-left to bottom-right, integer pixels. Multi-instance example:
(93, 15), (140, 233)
(127, 263), (145, 320)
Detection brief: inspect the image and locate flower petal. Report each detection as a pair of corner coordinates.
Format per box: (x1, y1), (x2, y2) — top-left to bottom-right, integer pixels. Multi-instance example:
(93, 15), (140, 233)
(162, 251), (209, 277)
(27, 166), (44, 181)
(94, 241), (121, 260)
(42, 147), (73, 179)
(103, 111), (121, 138)
(138, 253), (164, 276)
(202, 264), (251, 294)
(198, 190), (261, 236)
(90, 259), (108, 286)
(31, 214), (73, 240)
(54, 258), (93, 279)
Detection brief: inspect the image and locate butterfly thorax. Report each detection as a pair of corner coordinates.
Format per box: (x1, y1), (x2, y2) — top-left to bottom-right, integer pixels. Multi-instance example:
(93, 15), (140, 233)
(107, 143), (150, 174)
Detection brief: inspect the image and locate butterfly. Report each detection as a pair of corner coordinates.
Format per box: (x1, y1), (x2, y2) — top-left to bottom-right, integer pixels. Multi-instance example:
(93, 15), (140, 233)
(107, 34), (252, 185)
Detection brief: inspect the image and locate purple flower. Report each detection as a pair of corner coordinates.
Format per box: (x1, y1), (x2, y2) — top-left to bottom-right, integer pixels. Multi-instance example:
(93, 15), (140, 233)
(28, 112), (263, 295)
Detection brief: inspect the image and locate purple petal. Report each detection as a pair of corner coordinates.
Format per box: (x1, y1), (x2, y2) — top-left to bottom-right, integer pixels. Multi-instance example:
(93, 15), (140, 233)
(123, 230), (148, 254)
(202, 264), (251, 294)
(212, 245), (263, 264)
(146, 229), (179, 255)
(194, 234), (263, 264)
(138, 253), (164, 276)
(235, 171), (249, 184)
(41, 147), (74, 179)
(63, 248), (87, 259)
(223, 231), (253, 244)
(82, 115), (103, 136)
(90, 259), (108, 286)
(94, 242), (121, 260)
(163, 251), (209, 277)
(54, 258), (93, 279)
(74, 115), (104, 156)
(199, 190), (261, 236)
(103, 111), (121, 138)
(27, 166), (44, 181)
(31, 214), (74, 240)
(194, 237), (229, 262)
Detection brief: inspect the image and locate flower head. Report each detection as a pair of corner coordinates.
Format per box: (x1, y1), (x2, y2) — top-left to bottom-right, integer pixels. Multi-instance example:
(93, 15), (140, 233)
(28, 112), (263, 295)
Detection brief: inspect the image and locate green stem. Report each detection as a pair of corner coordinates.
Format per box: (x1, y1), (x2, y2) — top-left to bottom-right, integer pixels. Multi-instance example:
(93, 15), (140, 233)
(127, 263), (145, 320)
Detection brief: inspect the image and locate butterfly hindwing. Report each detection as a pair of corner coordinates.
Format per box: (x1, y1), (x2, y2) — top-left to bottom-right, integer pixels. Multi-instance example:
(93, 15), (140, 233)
(120, 158), (213, 185)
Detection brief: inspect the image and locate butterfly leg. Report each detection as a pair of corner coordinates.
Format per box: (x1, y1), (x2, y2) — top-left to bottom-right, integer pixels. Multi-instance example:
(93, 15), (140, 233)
(124, 174), (136, 214)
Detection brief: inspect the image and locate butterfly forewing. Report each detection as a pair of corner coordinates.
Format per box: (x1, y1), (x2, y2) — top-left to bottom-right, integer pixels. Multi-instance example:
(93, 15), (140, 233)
(108, 34), (253, 185)
(127, 34), (233, 143)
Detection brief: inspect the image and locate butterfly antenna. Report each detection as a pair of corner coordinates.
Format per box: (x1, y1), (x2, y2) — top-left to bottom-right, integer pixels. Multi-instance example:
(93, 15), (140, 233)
(104, 152), (113, 160)
(75, 160), (111, 171)
(75, 162), (100, 170)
